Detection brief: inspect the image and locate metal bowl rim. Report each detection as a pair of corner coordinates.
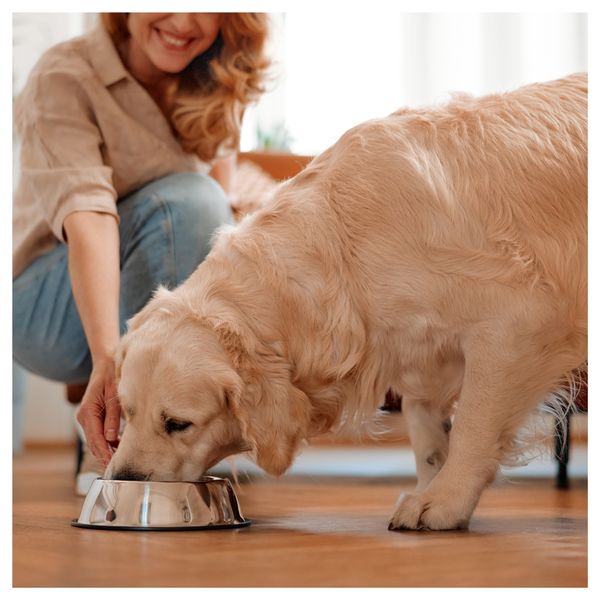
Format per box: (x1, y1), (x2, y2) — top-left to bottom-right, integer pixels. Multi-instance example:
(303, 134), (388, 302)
(93, 476), (228, 485)
(70, 519), (251, 531)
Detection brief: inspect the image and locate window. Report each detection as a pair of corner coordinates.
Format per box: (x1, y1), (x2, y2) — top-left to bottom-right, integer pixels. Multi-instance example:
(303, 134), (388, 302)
(244, 13), (587, 155)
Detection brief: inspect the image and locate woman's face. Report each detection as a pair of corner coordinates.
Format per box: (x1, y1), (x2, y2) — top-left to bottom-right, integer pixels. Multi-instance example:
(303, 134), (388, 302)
(126, 13), (222, 79)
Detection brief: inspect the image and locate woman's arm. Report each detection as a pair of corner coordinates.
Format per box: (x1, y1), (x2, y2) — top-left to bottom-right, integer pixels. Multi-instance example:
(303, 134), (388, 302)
(64, 211), (121, 466)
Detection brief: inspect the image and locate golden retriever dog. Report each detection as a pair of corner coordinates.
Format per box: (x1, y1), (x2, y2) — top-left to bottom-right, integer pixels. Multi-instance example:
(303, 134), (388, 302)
(107, 73), (587, 531)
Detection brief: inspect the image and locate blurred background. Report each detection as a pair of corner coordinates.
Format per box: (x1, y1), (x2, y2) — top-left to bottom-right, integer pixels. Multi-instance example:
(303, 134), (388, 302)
(12, 12), (587, 462)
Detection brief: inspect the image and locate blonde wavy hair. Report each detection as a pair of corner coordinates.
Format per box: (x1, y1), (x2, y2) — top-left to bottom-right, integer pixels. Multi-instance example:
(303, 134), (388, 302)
(101, 13), (271, 162)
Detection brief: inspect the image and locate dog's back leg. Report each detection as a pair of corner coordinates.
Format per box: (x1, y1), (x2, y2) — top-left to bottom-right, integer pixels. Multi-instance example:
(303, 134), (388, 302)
(389, 321), (585, 531)
(403, 397), (452, 492)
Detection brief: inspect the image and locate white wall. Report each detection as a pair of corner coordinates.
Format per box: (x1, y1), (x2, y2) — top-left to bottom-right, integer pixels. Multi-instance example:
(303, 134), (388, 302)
(22, 375), (77, 444)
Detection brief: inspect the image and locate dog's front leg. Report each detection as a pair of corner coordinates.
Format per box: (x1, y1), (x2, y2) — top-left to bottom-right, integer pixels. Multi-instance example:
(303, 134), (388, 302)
(402, 397), (451, 493)
(389, 325), (562, 531)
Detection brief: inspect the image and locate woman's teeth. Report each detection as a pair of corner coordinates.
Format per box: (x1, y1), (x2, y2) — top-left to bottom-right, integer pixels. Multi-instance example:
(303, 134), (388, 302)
(159, 30), (190, 48)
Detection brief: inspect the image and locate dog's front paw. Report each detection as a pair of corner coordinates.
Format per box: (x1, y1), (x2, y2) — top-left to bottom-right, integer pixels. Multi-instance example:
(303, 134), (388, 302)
(388, 491), (471, 531)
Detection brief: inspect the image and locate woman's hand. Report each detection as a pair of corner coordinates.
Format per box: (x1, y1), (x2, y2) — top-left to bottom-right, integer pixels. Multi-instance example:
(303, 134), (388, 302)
(76, 356), (121, 467)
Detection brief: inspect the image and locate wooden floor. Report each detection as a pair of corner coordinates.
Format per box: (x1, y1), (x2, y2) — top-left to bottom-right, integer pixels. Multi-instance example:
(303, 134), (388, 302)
(13, 447), (587, 587)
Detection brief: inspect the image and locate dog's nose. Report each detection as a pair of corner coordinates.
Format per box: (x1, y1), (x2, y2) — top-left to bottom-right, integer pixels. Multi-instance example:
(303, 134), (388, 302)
(110, 467), (148, 481)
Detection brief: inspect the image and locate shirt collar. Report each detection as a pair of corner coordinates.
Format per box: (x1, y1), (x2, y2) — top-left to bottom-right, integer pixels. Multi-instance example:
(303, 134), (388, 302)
(87, 25), (130, 87)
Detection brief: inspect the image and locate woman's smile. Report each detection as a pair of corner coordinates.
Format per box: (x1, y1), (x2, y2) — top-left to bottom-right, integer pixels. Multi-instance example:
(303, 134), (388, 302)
(153, 26), (197, 52)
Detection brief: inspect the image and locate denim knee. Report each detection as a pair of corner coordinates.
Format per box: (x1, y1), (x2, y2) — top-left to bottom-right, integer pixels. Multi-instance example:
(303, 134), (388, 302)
(155, 174), (232, 283)
(118, 172), (233, 319)
(156, 172), (232, 245)
(13, 245), (93, 383)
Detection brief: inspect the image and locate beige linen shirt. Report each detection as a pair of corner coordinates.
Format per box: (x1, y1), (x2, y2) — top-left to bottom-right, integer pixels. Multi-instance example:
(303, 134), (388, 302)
(13, 25), (208, 278)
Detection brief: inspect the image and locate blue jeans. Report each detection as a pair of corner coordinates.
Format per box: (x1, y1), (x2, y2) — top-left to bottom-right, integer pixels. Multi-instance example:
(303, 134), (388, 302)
(13, 172), (232, 384)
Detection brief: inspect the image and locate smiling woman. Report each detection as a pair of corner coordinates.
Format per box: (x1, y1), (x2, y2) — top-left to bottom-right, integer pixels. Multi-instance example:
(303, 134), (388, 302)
(102, 13), (270, 162)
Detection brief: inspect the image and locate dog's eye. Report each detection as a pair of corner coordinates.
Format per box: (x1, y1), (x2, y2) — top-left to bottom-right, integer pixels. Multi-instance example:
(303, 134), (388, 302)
(165, 419), (192, 434)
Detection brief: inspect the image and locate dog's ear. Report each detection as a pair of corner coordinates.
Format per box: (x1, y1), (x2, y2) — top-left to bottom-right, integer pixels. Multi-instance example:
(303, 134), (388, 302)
(208, 318), (312, 477)
(208, 318), (249, 370)
(228, 377), (312, 477)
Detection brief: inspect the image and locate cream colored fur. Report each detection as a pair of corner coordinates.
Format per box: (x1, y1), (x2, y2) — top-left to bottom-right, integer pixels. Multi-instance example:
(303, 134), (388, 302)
(108, 73), (587, 531)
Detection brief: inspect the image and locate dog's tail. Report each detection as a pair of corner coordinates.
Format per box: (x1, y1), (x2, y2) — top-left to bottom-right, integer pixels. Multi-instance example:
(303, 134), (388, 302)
(503, 363), (587, 468)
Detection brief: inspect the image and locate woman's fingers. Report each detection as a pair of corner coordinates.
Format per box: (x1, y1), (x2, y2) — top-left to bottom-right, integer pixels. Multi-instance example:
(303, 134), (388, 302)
(103, 376), (121, 443)
(76, 401), (112, 466)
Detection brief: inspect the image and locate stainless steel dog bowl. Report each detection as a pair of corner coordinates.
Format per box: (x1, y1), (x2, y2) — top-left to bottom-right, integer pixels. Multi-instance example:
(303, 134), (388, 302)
(71, 476), (250, 531)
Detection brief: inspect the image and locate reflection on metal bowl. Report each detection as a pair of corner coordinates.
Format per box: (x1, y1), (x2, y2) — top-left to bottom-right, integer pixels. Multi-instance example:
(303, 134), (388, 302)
(71, 476), (250, 531)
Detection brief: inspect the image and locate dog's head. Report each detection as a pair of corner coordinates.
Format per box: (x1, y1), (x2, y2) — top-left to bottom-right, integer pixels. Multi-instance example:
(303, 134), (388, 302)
(106, 287), (312, 481)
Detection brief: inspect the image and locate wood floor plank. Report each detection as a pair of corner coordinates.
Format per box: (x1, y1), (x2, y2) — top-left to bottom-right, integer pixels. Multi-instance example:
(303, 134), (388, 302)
(13, 448), (587, 587)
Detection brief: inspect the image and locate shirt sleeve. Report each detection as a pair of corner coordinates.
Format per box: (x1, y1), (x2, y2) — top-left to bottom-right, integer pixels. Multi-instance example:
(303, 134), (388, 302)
(15, 69), (119, 242)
